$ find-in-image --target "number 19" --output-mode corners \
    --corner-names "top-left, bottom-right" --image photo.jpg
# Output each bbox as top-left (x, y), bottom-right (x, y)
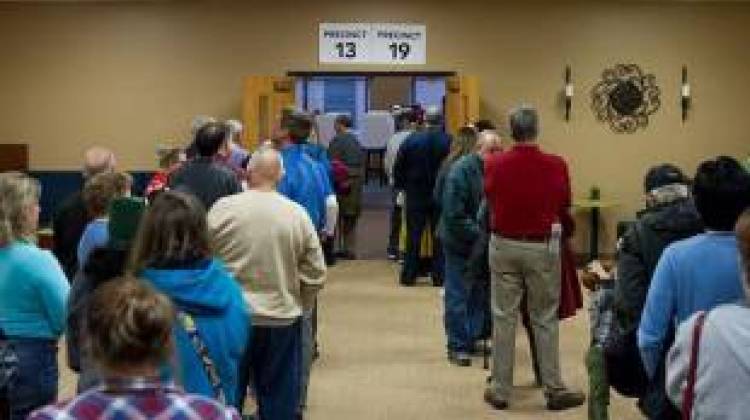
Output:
top-left (389, 42), bottom-right (411, 60)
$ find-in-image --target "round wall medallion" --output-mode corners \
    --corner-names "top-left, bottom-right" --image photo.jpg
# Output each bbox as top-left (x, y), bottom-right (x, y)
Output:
top-left (591, 64), bottom-right (661, 133)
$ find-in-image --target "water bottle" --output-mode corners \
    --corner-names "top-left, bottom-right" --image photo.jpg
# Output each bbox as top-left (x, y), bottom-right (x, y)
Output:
top-left (549, 223), bottom-right (562, 255)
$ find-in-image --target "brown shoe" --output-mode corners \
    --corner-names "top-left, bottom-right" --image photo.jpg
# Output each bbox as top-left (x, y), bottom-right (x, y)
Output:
top-left (483, 389), bottom-right (509, 410)
top-left (546, 389), bottom-right (586, 411)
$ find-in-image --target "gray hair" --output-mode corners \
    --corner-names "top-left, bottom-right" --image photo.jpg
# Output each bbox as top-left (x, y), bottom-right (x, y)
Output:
top-left (509, 105), bottom-right (539, 142)
top-left (0, 172), bottom-right (40, 245)
top-left (190, 115), bottom-right (216, 135)
top-left (83, 146), bottom-right (116, 179)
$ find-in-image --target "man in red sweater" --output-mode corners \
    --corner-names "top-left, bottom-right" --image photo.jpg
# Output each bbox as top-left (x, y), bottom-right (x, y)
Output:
top-left (483, 106), bottom-right (585, 411)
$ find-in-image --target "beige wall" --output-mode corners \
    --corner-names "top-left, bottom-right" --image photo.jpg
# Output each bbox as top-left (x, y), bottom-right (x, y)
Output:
top-left (2, 0), bottom-right (750, 252)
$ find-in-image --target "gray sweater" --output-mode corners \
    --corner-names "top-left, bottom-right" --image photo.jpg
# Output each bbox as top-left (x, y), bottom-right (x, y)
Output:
top-left (667, 301), bottom-right (750, 419)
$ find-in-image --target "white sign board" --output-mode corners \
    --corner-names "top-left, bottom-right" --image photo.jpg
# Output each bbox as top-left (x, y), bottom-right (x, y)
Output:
top-left (319, 23), bottom-right (426, 65)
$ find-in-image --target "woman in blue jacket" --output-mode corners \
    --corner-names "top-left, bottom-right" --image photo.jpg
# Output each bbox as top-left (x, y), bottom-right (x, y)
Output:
top-left (0, 172), bottom-right (70, 420)
top-left (129, 191), bottom-right (251, 409)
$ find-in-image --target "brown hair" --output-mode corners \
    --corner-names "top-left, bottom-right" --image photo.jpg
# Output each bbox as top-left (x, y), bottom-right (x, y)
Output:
top-left (442, 126), bottom-right (478, 169)
top-left (129, 190), bottom-right (211, 272)
top-left (83, 171), bottom-right (132, 217)
top-left (86, 276), bottom-right (174, 370)
top-left (736, 208), bottom-right (750, 280)
top-left (157, 146), bottom-right (183, 170)
top-left (0, 172), bottom-right (40, 245)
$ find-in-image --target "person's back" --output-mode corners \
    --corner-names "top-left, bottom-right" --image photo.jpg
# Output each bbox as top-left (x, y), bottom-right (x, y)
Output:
top-left (666, 303), bottom-right (750, 420)
top-left (329, 131), bottom-right (364, 172)
top-left (278, 144), bottom-right (326, 229)
top-left (615, 166), bottom-right (705, 335)
top-left (666, 209), bottom-right (750, 420)
top-left (129, 191), bottom-right (250, 409)
top-left (169, 122), bottom-right (242, 210)
top-left (209, 189), bottom-right (325, 323)
top-left (485, 144), bottom-right (569, 236)
top-left (208, 148), bottom-right (326, 420)
top-left (140, 259), bottom-right (249, 406)
top-left (30, 278), bottom-right (240, 420)
top-left (639, 156), bottom-right (750, 379)
top-left (170, 157), bottom-right (241, 209)
top-left (396, 128), bottom-right (450, 208)
top-left (52, 146), bottom-right (116, 279)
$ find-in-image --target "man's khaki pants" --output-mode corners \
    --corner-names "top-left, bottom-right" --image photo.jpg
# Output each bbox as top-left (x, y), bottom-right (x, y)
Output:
top-left (488, 235), bottom-right (566, 401)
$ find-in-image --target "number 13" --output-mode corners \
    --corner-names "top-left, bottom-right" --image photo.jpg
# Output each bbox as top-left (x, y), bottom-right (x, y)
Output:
top-left (335, 42), bottom-right (356, 59)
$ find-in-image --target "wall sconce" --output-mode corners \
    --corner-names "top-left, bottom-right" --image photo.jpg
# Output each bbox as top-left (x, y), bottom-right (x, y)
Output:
top-left (564, 66), bottom-right (574, 121)
top-left (681, 66), bottom-right (691, 122)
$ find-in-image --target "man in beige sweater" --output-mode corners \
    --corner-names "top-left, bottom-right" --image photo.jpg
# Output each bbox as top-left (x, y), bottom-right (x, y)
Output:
top-left (208, 147), bottom-right (326, 420)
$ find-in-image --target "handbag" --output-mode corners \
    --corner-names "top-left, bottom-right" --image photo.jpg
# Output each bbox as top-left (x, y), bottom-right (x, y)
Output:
top-left (0, 328), bottom-right (19, 395)
top-left (682, 311), bottom-right (707, 420)
top-left (177, 312), bottom-right (226, 404)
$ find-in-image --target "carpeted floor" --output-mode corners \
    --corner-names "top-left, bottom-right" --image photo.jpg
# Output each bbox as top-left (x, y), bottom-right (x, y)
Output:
top-left (56, 184), bottom-right (646, 419)
top-left (303, 260), bottom-right (644, 420)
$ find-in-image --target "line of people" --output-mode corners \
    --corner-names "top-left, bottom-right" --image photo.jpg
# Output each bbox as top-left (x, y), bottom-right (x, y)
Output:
top-left (0, 111), bottom-right (351, 420)
top-left (383, 105), bottom-right (586, 411)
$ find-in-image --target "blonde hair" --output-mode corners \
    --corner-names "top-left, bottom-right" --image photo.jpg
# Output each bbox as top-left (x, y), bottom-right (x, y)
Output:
top-left (83, 171), bottom-right (132, 217)
top-left (442, 126), bottom-right (478, 169)
top-left (0, 172), bottom-right (40, 245)
top-left (86, 276), bottom-right (174, 371)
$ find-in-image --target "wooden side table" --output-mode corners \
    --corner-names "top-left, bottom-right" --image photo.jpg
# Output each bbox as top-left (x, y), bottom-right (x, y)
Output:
top-left (573, 199), bottom-right (618, 261)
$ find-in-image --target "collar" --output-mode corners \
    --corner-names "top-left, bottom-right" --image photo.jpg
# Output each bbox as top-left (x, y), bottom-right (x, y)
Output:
top-left (704, 230), bottom-right (736, 237)
top-left (98, 376), bottom-right (178, 394)
top-left (511, 142), bottom-right (540, 151)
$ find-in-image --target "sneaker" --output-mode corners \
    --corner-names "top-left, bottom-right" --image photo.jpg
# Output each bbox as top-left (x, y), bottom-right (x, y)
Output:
top-left (447, 351), bottom-right (472, 367)
top-left (546, 389), bottom-right (586, 411)
top-left (483, 389), bottom-right (509, 410)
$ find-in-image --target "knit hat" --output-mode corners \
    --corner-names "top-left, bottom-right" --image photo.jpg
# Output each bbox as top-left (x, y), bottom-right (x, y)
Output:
top-left (107, 197), bottom-right (146, 250)
top-left (644, 164), bottom-right (688, 193)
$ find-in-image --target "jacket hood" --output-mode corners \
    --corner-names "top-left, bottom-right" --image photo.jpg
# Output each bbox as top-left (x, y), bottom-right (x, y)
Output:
top-left (141, 259), bottom-right (235, 316)
top-left (639, 198), bottom-right (703, 235)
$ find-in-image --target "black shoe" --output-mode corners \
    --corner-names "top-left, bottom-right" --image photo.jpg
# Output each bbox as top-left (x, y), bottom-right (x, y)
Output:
top-left (335, 251), bottom-right (356, 260)
top-left (546, 389), bottom-right (586, 411)
top-left (447, 351), bottom-right (471, 367)
top-left (483, 389), bottom-right (509, 410)
top-left (400, 278), bottom-right (416, 287)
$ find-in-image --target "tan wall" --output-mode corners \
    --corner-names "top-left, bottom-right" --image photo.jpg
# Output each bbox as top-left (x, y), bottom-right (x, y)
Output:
top-left (1, 0), bottom-right (750, 252)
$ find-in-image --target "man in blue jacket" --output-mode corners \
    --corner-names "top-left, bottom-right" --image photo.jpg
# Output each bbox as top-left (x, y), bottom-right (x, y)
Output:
top-left (638, 156), bottom-right (750, 386)
top-left (394, 108), bottom-right (451, 286)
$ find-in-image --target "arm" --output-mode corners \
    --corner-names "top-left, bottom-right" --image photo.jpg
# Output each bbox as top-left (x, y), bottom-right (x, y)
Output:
top-left (666, 312), bottom-right (700, 409)
top-left (614, 225), bottom-right (650, 334)
top-left (637, 248), bottom-right (677, 378)
top-left (393, 142), bottom-right (408, 190)
top-left (442, 170), bottom-right (480, 247)
top-left (323, 194), bottom-right (339, 237)
top-left (36, 251), bottom-right (71, 337)
top-left (298, 214), bottom-right (327, 311)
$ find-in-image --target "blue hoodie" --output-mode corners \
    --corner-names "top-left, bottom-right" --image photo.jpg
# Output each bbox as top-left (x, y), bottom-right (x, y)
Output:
top-left (141, 258), bottom-right (251, 408)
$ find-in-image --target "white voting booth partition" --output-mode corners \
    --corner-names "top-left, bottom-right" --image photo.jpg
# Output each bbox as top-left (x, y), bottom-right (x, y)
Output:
top-left (314, 112), bottom-right (345, 148)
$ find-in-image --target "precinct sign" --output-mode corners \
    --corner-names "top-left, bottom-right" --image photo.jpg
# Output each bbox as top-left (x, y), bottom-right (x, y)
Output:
top-left (319, 23), bottom-right (426, 65)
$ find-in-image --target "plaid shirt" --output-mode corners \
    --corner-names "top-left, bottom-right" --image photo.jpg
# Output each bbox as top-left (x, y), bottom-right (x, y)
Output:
top-left (28, 377), bottom-right (240, 420)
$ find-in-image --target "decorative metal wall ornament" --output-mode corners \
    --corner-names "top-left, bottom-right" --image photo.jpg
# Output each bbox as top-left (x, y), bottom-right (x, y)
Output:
top-left (591, 64), bottom-right (661, 133)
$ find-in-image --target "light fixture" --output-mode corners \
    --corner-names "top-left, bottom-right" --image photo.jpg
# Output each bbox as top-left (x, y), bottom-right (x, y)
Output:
top-left (564, 66), bottom-right (574, 121)
top-left (681, 66), bottom-right (691, 122)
